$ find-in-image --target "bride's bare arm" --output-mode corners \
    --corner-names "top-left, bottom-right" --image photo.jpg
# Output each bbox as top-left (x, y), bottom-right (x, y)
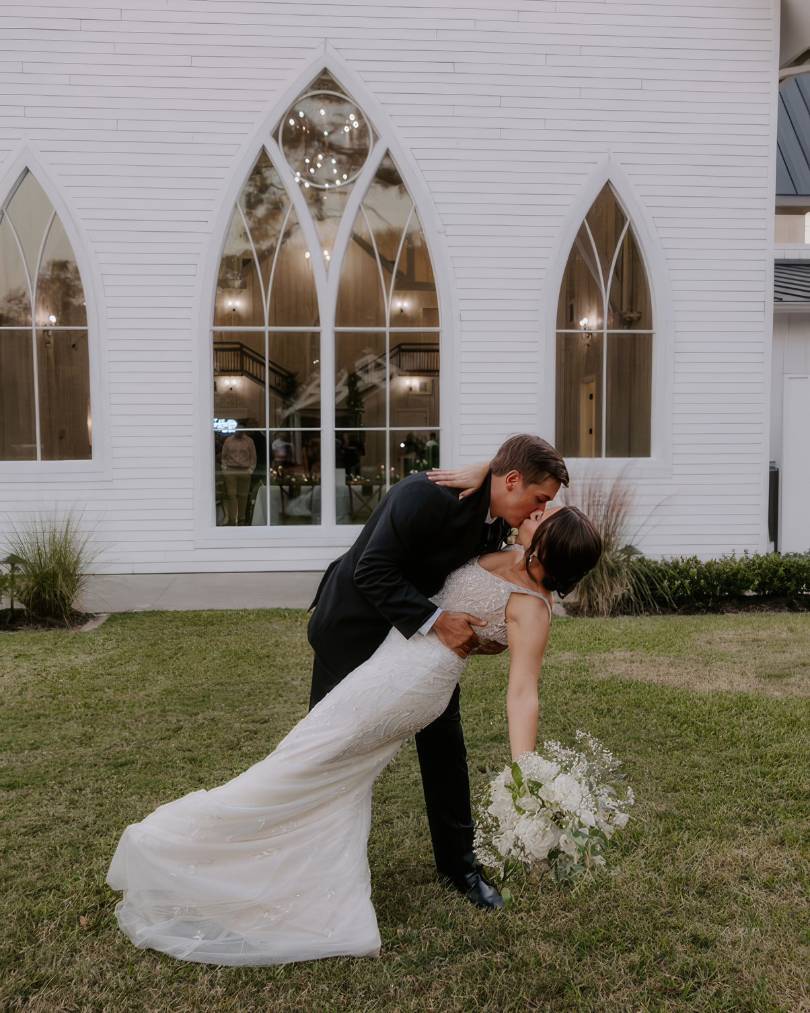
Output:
top-left (504, 593), bottom-right (551, 760)
top-left (426, 460), bottom-right (490, 500)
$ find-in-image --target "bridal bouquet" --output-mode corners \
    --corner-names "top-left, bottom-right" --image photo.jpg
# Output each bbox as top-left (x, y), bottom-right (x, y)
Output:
top-left (474, 731), bottom-right (635, 893)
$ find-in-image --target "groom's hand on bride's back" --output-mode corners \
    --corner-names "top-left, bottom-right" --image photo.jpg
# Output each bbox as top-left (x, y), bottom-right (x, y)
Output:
top-left (433, 611), bottom-right (487, 658)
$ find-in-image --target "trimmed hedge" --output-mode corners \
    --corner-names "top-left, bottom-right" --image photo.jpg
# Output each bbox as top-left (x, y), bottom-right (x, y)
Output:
top-left (619, 552), bottom-right (810, 614)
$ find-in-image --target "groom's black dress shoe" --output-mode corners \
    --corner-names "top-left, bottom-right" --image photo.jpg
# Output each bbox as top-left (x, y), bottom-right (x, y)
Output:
top-left (439, 868), bottom-right (505, 910)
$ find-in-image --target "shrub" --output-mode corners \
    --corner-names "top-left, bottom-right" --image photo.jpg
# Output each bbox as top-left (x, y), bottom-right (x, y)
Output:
top-left (5, 513), bottom-right (95, 626)
top-left (748, 552), bottom-right (810, 599)
top-left (621, 552), bottom-right (810, 614)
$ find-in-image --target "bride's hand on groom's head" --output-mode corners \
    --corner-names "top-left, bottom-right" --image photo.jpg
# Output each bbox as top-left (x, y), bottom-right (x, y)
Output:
top-left (426, 461), bottom-right (490, 499)
top-left (433, 611), bottom-right (487, 658)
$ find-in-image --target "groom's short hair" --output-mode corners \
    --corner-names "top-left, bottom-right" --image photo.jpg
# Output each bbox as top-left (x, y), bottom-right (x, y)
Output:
top-left (491, 434), bottom-right (569, 488)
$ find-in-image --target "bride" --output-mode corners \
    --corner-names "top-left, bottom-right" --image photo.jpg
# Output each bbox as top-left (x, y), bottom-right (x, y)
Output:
top-left (107, 503), bottom-right (601, 966)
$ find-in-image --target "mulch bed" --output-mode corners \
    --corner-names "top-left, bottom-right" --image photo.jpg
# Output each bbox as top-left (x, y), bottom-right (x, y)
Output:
top-left (712, 595), bottom-right (810, 613)
top-left (565, 595), bottom-right (810, 617)
top-left (0, 608), bottom-right (98, 632)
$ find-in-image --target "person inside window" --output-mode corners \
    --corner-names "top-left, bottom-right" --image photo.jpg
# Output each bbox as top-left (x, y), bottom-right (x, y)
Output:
top-left (221, 430), bottom-right (257, 525)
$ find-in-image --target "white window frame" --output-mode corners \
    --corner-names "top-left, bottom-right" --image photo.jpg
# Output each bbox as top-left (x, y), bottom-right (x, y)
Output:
top-left (193, 50), bottom-right (456, 547)
top-left (0, 143), bottom-right (109, 478)
top-left (542, 158), bottom-right (673, 482)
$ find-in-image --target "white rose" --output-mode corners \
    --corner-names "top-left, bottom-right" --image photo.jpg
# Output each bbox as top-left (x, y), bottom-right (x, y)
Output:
top-left (516, 816), bottom-right (559, 861)
top-left (494, 829), bottom-right (516, 856)
top-left (550, 773), bottom-right (584, 813)
top-left (558, 832), bottom-right (579, 858)
top-left (517, 794), bottom-right (543, 814)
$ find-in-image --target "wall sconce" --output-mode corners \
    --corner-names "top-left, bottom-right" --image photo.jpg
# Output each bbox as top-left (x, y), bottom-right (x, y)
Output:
top-left (225, 296), bottom-right (240, 316)
top-left (620, 308), bottom-right (642, 327)
top-left (579, 316), bottom-right (594, 346)
top-left (47, 313), bottom-right (57, 325)
top-left (395, 298), bottom-right (409, 314)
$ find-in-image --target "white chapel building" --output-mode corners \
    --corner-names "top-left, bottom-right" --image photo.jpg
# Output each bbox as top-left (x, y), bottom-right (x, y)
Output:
top-left (0, 0), bottom-right (808, 579)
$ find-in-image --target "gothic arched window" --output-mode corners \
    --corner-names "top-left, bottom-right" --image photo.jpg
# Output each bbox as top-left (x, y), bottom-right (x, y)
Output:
top-left (0, 170), bottom-right (91, 460)
top-left (555, 184), bottom-right (652, 458)
top-left (212, 71), bottom-right (440, 527)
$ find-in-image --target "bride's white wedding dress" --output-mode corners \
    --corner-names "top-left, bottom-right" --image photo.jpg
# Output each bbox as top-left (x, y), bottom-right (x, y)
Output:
top-left (107, 547), bottom-right (552, 966)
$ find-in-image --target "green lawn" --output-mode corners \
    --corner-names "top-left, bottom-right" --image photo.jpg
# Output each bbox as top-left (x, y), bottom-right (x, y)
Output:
top-left (2, 611), bottom-right (808, 1012)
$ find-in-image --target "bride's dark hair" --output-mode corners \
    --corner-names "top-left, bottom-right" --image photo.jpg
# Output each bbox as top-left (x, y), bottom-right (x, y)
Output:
top-left (523, 506), bottom-right (602, 597)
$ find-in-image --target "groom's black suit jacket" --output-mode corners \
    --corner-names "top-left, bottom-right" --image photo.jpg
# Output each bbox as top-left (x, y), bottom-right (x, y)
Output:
top-left (307, 471), bottom-right (508, 687)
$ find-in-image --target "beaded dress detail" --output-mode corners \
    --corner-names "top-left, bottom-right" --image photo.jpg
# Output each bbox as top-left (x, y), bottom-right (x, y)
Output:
top-left (107, 549), bottom-right (551, 967)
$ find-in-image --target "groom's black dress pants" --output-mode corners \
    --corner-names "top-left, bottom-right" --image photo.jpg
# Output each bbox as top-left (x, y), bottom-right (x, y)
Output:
top-left (309, 654), bottom-right (476, 880)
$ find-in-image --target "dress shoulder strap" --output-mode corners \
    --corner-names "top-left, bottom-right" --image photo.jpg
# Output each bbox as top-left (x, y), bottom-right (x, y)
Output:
top-left (502, 545), bottom-right (553, 616)
top-left (507, 583), bottom-right (553, 616)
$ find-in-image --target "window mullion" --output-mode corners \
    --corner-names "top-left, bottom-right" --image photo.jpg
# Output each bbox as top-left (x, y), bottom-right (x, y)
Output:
top-left (601, 326), bottom-right (608, 458)
top-left (30, 321), bottom-right (41, 462)
top-left (320, 317), bottom-right (336, 526)
top-left (385, 322), bottom-right (390, 494)
top-left (264, 322), bottom-right (271, 527)
top-left (31, 211), bottom-right (58, 462)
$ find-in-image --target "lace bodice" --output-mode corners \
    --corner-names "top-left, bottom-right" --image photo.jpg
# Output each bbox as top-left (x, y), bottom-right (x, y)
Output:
top-left (431, 548), bottom-right (553, 645)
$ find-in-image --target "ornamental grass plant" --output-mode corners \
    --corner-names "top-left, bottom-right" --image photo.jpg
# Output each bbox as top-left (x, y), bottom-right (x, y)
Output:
top-left (4, 512), bottom-right (95, 626)
top-left (558, 477), bottom-right (662, 617)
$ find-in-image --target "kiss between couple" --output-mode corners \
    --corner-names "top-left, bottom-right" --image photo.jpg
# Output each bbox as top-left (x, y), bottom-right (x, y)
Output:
top-left (107, 434), bottom-right (602, 966)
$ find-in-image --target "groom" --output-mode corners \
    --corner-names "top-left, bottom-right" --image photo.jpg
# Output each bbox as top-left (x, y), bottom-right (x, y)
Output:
top-left (307, 434), bottom-right (569, 908)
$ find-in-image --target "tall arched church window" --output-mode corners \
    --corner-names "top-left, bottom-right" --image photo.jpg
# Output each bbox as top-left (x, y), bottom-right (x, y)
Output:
top-left (0, 170), bottom-right (91, 460)
top-left (212, 70), bottom-right (440, 527)
top-left (555, 184), bottom-right (652, 458)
